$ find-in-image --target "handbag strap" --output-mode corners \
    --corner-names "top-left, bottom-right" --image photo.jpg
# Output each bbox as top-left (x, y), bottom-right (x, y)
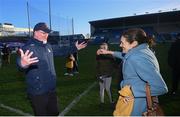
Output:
top-left (145, 83), bottom-right (153, 109)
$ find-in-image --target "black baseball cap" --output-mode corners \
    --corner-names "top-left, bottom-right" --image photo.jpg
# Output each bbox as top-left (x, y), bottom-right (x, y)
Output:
top-left (33, 22), bottom-right (52, 33)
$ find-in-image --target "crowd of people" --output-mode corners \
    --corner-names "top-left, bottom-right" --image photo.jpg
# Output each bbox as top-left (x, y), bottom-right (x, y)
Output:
top-left (1, 22), bottom-right (179, 116)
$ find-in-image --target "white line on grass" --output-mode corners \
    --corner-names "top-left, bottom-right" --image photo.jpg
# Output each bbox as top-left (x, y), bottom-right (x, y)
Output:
top-left (59, 81), bottom-right (97, 116)
top-left (0, 103), bottom-right (32, 116)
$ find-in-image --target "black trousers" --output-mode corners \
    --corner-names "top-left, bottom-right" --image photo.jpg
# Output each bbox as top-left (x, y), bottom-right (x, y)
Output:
top-left (28, 92), bottom-right (59, 116)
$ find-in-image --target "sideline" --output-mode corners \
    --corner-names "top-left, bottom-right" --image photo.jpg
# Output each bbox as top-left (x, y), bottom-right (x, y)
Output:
top-left (59, 81), bottom-right (97, 116)
top-left (0, 103), bottom-right (31, 116)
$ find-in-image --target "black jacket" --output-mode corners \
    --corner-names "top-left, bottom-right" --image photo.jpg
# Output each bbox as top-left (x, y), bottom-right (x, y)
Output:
top-left (96, 54), bottom-right (115, 77)
top-left (17, 38), bottom-right (77, 95)
top-left (168, 39), bottom-right (180, 70)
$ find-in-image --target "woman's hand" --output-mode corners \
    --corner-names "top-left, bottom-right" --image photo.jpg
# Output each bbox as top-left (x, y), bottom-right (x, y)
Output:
top-left (96, 49), bottom-right (114, 55)
top-left (123, 96), bottom-right (134, 104)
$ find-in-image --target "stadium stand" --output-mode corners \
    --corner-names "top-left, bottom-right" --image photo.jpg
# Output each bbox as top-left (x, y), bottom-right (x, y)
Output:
top-left (89, 10), bottom-right (180, 44)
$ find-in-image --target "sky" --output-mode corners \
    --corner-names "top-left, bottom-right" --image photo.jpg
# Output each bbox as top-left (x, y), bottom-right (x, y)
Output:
top-left (0, 0), bottom-right (180, 36)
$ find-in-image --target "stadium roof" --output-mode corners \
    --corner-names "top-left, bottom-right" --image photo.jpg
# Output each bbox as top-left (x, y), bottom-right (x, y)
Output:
top-left (89, 10), bottom-right (180, 28)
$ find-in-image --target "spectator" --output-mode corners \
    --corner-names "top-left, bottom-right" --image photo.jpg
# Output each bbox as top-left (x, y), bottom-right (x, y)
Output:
top-left (16, 22), bottom-right (87, 116)
top-left (2, 43), bottom-right (11, 65)
top-left (96, 43), bottom-right (115, 106)
top-left (73, 52), bottom-right (79, 74)
top-left (64, 54), bottom-right (75, 76)
top-left (0, 49), bottom-right (2, 68)
top-left (97, 28), bottom-right (168, 116)
top-left (168, 33), bottom-right (180, 95)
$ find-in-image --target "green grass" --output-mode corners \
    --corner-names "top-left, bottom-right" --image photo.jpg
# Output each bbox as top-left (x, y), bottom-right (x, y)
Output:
top-left (0, 43), bottom-right (180, 115)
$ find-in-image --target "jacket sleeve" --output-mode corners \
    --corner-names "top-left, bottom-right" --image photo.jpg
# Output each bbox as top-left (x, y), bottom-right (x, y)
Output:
top-left (113, 51), bottom-right (124, 59)
top-left (130, 56), bottom-right (168, 97)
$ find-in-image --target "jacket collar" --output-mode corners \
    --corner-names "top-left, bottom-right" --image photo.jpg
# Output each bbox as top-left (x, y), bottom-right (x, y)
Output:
top-left (31, 37), bottom-right (47, 46)
top-left (124, 43), bottom-right (149, 59)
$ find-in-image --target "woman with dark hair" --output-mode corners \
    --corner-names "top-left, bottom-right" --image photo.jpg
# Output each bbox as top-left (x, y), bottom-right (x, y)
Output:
top-left (97, 28), bottom-right (168, 116)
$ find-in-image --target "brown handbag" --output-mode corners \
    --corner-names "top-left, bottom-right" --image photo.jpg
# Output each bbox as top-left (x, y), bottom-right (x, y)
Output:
top-left (142, 83), bottom-right (164, 116)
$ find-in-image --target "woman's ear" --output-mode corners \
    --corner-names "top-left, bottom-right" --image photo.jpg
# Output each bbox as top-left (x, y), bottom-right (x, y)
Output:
top-left (132, 41), bottom-right (138, 48)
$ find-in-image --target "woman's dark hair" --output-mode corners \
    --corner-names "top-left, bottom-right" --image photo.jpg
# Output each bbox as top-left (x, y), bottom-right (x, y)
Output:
top-left (122, 28), bottom-right (155, 47)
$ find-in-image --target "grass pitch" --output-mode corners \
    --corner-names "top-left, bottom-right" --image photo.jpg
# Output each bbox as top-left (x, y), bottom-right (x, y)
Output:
top-left (0, 43), bottom-right (179, 115)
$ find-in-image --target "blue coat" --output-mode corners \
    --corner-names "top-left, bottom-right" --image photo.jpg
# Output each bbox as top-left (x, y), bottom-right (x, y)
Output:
top-left (17, 38), bottom-right (77, 95)
top-left (113, 44), bottom-right (168, 116)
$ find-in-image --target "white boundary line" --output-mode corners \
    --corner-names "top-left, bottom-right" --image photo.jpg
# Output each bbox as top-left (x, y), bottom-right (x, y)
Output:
top-left (0, 82), bottom-right (97, 116)
top-left (59, 81), bottom-right (97, 116)
top-left (0, 103), bottom-right (32, 116)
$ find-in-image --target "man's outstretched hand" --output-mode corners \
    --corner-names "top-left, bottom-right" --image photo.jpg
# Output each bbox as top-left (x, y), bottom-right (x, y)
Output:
top-left (19, 49), bottom-right (39, 67)
top-left (75, 41), bottom-right (87, 50)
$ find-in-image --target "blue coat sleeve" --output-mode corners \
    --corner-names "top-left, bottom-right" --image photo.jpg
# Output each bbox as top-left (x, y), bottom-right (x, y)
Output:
top-left (130, 55), bottom-right (168, 97)
top-left (113, 51), bottom-right (124, 59)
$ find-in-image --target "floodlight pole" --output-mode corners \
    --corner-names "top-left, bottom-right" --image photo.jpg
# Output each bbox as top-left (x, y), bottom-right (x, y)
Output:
top-left (49, 0), bottom-right (52, 30)
top-left (26, 1), bottom-right (31, 37)
top-left (72, 18), bottom-right (74, 35)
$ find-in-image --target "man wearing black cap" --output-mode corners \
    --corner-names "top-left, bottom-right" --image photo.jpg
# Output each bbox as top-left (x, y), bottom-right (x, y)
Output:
top-left (17, 22), bottom-right (87, 115)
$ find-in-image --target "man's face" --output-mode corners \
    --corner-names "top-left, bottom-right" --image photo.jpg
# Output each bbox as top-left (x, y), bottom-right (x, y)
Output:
top-left (34, 30), bottom-right (49, 42)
